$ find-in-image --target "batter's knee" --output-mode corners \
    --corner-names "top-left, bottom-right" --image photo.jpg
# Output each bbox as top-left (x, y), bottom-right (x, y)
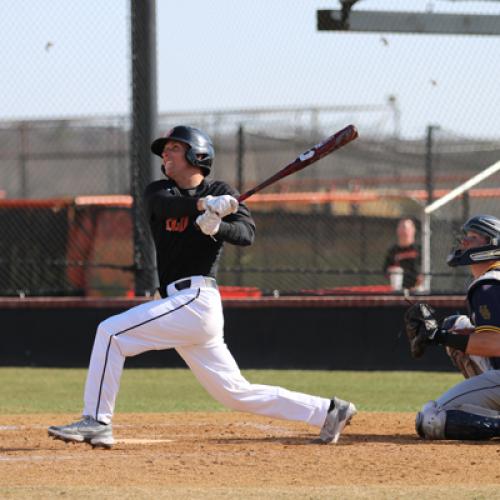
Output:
top-left (218, 394), bottom-right (245, 411)
top-left (415, 400), bottom-right (447, 440)
top-left (212, 386), bottom-right (251, 411)
top-left (96, 320), bottom-right (110, 336)
top-left (94, 319), bottom-right (119, 345)
top-left (204, 378), bottom-right (255, 411)
top-left (95, 317), bottom-right (120, 342)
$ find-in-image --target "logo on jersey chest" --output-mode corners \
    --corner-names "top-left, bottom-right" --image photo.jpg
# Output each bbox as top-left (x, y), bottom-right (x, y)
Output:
top-left (165, 216), bottom-right (188, 232)
top-left (479, 304), bottom-right (491, 320)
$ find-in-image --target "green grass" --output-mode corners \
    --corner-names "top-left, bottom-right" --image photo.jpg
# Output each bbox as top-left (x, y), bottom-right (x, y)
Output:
top-left (0, 368), bottom-right (462, 414)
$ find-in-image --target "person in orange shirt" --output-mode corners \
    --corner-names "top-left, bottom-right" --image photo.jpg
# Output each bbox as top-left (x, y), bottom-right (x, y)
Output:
top-left (383, 217), bottom-right (423, 291)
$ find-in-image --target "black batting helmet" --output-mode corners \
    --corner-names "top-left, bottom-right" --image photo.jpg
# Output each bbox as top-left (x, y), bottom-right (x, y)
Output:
top-left (447, 214), bottom-right (500, 267)
top-left (151, 125), bottom-right (214, 176)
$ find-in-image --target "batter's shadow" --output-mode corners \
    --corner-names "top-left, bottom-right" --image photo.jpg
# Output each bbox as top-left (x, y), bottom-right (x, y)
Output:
top-left (210, 434), bottom-right (500, 446)
top-left (208, 435), bottom-right (359, 446)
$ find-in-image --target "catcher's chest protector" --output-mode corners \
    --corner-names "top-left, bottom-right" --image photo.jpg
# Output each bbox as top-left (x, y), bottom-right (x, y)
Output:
top-left (466, 268), bottom-right (500, 369)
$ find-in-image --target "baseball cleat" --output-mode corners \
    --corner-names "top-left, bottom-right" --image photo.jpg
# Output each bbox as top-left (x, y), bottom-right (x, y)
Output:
top-left (319, 397), bottom-right (357, 444)
top-left (48, 416), bottom-right (114, 449)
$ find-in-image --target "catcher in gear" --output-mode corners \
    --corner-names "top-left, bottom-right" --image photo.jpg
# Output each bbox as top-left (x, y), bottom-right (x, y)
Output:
top-left (404, 214), bottom-right (500, 440)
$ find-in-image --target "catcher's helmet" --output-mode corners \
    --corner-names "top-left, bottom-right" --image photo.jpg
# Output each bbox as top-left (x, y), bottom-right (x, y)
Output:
top-left (151, 125), bottom-right (214, 176)
top-left (447, 214), bottom-right (500, 267)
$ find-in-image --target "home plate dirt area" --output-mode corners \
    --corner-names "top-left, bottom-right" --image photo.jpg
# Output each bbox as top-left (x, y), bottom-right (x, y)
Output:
top-left (1, 412), bottom-right (499, 499)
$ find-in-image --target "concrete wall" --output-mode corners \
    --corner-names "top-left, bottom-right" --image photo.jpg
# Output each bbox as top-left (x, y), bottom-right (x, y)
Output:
top-left (0, 296), bottom-right (466, 370)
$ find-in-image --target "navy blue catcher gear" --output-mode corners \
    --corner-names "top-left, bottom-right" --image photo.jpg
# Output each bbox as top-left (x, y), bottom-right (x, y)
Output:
top-left (444, 409), bottom-right (500, 440)
top-left (151, 126), bottom-right (214, 176)
top-left (415, 402), bottom-right (500, 440)
top-left (447, 214), bottom-right (500, 267)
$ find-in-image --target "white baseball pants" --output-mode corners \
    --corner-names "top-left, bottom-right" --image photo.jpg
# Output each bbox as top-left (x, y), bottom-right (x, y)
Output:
top-left (83, 276), bottom-right (330, 426)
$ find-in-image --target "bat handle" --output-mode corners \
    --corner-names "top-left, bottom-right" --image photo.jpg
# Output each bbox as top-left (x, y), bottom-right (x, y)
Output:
top-left (403, 289), bottom-right (414, 305)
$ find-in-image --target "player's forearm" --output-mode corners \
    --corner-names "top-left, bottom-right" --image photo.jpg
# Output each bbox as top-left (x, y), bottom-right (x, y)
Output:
top-left (466, 329), bottom-right (500, 357)
top-left (216, 220), bottom-right (255, 246)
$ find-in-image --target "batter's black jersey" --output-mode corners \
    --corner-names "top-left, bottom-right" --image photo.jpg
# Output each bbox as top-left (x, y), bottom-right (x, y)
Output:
top-left (144, 178), bottom-right (255, 296)
top-left (467, 266), bottom-right (500, 369)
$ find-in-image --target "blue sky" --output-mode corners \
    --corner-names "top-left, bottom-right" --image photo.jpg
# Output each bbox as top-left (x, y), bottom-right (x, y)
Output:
top-left (1, 0), bottom-right (500, 138)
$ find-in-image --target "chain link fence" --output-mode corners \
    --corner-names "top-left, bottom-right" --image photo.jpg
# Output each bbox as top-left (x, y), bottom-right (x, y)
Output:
top-left (424, 164), bottom-right (500, 294)
top-left (1, 114), bottom-right (500, 296)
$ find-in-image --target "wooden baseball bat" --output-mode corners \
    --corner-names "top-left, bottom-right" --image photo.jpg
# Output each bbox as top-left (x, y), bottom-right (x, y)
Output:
top-left (237, 124), bottom-right (358, 202)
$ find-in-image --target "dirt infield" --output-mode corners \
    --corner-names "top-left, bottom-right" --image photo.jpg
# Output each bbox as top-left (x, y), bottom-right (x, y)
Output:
top-left (1, 412), bottom-right (499, 499)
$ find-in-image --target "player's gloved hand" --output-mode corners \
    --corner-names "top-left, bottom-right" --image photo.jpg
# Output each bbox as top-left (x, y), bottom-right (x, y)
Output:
top-left (404, 303), bottom-right (443, 359)
top-left (196, 210), bottom-right (221, 236)
top-left (200, 195), bottom-right (238, 218)
top-left (441, 314), bottom-right (473, 333)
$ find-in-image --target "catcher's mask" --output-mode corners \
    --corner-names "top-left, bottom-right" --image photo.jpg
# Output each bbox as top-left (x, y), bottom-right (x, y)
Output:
top-left (447, 214), bottom-right (500, 267)
top-left (151, 125), bottom-right (214, 176)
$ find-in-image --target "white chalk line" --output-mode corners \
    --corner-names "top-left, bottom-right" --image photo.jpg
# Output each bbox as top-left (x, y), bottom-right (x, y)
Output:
top-left (1, 421), bottom-right (292, 435)
top-left (0, 439), bottom-right (174, 462)
top-left (0, 454), bottom-right (78, 462)
top-left (116, 438), bottom-right (174, 444)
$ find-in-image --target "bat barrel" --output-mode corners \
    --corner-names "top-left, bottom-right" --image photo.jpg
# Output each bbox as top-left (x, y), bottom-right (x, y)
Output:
top-left (238, 124), bottom-right (358, 202)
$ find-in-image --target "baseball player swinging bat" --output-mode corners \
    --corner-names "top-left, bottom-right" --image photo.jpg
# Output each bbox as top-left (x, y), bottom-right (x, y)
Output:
top-left (237, 124), bottom-right (358, 202)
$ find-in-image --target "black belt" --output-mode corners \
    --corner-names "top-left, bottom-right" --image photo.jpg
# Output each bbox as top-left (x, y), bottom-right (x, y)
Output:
top-left (174, 277), bottom-right (218, 292)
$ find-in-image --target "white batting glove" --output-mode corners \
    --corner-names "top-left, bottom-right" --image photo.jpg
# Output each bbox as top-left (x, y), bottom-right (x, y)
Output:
top-left (196, 210), bottom-right (221, 236)
top-left (201, 195), bottom-right (238, 218)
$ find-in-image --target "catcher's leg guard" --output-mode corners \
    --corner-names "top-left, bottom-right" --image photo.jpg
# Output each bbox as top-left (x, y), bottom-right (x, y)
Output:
top-left (416, 400), bottom-right (500, 440)
top-left (415, 400), bottom-right (446, 439)
top-left (444, 409), bottom-right (500, 440)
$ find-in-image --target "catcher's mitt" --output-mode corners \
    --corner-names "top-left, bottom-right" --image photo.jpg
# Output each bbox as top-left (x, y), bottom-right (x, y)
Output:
top-left (404, 303), bottom-right (439, 359)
